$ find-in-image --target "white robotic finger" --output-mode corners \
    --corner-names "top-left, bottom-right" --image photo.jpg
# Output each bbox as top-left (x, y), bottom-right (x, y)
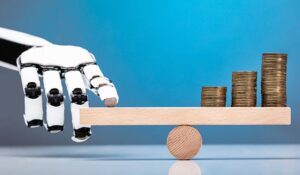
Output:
top-left (42, 70), bottom-right (64, 133)
top-left (82, 64), bottom-right (119, 107)
top-left (19, 67), bottom-right (43, 128)
top-left (65, 70), bottom-right (91, 142)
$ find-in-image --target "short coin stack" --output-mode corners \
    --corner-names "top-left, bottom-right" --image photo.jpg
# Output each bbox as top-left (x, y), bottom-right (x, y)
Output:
top-left (201, 86), bottom-right (227, 107)
top-left (231, 71), bottom-right (257, 107)
top-left (262, 53), bottom-right (287, 107)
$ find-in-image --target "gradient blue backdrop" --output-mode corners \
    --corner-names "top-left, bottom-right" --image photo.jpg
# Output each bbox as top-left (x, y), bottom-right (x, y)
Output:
top-left (0, 0), bottom-right (299, 145)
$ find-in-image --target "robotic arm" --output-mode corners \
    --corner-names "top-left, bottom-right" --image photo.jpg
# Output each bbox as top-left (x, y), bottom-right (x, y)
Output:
top-left (0, 27), bottom-right (119, 142)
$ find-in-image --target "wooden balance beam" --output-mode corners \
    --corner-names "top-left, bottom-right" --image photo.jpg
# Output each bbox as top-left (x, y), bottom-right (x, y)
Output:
top-left (80, 107), bottom-right (291, 126)
top-left (80, 107), bottom-right (291, 160)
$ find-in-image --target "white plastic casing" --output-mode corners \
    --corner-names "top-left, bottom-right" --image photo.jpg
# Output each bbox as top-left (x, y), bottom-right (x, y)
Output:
top-left (20, 45), bottom-right (95, 68)
top-left (19, 67), bottom-right (43, 123)
top-left (43, 70), bottom-right (64, 127)
top-left (65, 71), bottom-right (90, 129)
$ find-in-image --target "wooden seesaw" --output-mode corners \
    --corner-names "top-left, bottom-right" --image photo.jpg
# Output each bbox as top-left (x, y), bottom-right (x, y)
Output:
top-left (80, 107), bottom-right (291, 160)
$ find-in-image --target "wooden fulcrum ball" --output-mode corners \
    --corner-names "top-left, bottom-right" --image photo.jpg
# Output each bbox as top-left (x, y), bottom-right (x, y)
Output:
top-left (167, 125), bottom-right (202, 160)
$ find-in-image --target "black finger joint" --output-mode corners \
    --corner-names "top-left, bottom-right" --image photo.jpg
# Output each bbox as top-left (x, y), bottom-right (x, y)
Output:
top-left (27, 119), bottom-right (43, 128)
top-left (74, 127), bottom-right (91, 139)
top-left (25, 82), bottom-right (41, 99)
top-left (47, 88), bottom-right (64, 106)
top-left (71, 88), bottom-right (88, 105)
top-left (48, 125), bottom-right (64, 132)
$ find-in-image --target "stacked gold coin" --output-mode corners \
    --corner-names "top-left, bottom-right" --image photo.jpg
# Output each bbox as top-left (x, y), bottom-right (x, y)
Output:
top-left (231, 71), bottom-right (257, 107)
top-left (201, 86), bottom-right (227, 107)
top-left (262, 53), bottom-right (287, 107)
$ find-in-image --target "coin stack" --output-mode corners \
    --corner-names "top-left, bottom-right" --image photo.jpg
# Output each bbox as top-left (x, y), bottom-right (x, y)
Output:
top-left (262, 53), bottom-right (287, 107)
top-left (231, 71), bottom-right (257, 107)
top-left (201, 86), bottom-right (227, 107)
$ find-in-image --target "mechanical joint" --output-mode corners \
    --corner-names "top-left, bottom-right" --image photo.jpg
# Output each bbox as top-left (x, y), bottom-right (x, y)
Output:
top-left (71, 88), bottom-right (88, 105)
top-left (25, 82), bottom-right (41, 99)
top-left (47, 88), bottom-right (64, 106)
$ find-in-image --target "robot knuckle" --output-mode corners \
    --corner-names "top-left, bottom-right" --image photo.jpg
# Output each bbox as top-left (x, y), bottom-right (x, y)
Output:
top-left (25, 82), bottom-right (41, 99)
top-left (47, 125), bottom-right (64, 133)
top-left (47, 88), bottom-right (64, 106)
top-left (27, 119), bottom-right (43, 128)
top-left (74, 127), bottom-right (91, 139)
top-left (71, 88), bottom-right (88, 105)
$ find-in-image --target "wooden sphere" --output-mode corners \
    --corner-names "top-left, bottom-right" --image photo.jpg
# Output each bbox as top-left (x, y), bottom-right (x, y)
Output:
top-left (167, 126), bottom-right (202, 160)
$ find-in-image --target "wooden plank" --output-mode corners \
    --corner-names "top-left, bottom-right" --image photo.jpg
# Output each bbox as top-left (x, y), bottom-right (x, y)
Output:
top-left (80, 107), bottom-right (291, 126)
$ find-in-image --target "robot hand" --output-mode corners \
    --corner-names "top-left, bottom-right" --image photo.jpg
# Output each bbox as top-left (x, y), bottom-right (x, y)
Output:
top-left (0, 27), bottom-right (119, 142)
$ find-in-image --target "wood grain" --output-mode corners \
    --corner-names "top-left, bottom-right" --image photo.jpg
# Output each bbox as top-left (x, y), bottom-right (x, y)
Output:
top-left (167, 126), bottom-right (202, 160)
top-left (80, 107), bottom-right (291, 126)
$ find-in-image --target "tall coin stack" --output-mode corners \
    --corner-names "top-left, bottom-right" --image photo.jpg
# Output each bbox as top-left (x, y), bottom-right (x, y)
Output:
top-left (201, 86), bottom-right (227, 107)
top-left (262, 53), bottom-right (287, 107)
top-left (231, 71), bottom-right (257, 107)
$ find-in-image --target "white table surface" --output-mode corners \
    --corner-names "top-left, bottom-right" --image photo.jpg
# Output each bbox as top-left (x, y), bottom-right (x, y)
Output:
top-left (0, 145), bottom-right (299, 175)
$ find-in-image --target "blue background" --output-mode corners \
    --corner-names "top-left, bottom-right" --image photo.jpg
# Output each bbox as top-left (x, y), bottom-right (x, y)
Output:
top-left (0, 0), bottom-right (299, 145)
